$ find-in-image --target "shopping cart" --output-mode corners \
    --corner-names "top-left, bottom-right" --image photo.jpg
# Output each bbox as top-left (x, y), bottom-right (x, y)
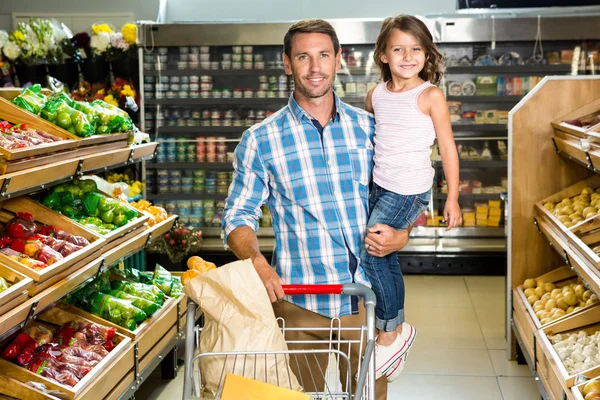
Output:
top-left (182, 283), bottom-right (377, 400)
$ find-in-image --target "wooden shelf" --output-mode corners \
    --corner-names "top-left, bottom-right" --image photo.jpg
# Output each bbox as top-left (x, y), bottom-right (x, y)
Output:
top-left (147, 162), bottom-right (232, 170)
top-left (0, 142), bottom-right (157, 201)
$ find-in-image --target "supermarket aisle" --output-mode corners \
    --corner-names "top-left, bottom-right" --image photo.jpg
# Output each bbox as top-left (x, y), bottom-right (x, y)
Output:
top-left (142, 276), bottom-right (539, 400)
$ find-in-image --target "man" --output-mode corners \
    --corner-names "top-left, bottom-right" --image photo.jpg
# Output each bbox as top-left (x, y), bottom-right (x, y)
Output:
top-left (222, 19), bottom-right (410, 400)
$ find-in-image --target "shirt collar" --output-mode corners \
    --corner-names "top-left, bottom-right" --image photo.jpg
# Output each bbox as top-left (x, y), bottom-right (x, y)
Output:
top-left (288, 90), bottom-right (341, 125)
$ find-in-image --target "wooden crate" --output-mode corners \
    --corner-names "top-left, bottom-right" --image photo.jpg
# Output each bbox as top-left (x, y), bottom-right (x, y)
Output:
top-left (0, 373), bottom-right (60, 400)
top-left (0, 89), bottom-right (131, 148)
top-left (571, 376), bottom-right (600, 399)
top-left (0, 198), bottom-right (105, 283)
top-left (0, 306), bottom-right (135, 400)
top-left (535, 306), bottom-right (600, 398)
top-left (0, 263), bottom-right (32, 315)
top-left (552, 97), bottom-right (600, 139)
top-left (553, 136), bottom-right (600, 170)
top-left (512, 266), bottom-right (598, 363)
top-left (61, 294), bottom-right (179, 360)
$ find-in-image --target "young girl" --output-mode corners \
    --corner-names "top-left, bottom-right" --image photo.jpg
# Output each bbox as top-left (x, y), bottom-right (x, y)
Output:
top-left (361, 15), bottom-right (461, 382)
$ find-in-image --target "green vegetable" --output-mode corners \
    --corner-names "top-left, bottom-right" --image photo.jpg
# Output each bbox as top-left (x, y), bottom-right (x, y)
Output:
top-left (100, 209), bottom-right (114, 224)
top-left (152, 264), bottom-right (177, 296)
top-left (98, 197), bottom-right (110, 212)
top-left (77, 179), bottom-right (97, 195)
top-left (112, 203), bottom-right (126, 216)
top-left (71, 199), bottom-right (84, 216)
top-left (101, 223), bottom-right (116, 230)
top-left (113, 214), bottom-right (127, 227)
top-left (109, 290), bottom-right (161, 317)
top-left (112, 281), bottom-right (164, 303)
top-left (61, 205), bottom-right (75, 218)
top-left (0, 277), bottom-right (10, 293)
top-left (51, 185), bottom-right (66, 194)
top-left (42, 192), bottom-right (61, 210)
top-left (82, 192), bottom-right (102, 215)
top-left (125, 208), bottom-right (138, 221)
top-left (11, 84), bottom-right (47, 114)
top-left (89, 292), bottom-right (147, 328)
top-left (58, 191), bottom-right (74, 207)
top-left (91, 100), bottom-right (134, 133)
top-left (41, 94), bottom-right (96, 137)
top-left (63, 184), bottom-right (81, 199)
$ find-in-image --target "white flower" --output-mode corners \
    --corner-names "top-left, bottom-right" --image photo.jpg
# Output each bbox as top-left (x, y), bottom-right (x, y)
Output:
top-left (2, 41), bottom-right (20, 60)
top-left (110, 33), bottom-right (130, 51)
top-left (0, 31), bottom-right (8, 49)
top-left (91, 32), bottom-right (110, 53)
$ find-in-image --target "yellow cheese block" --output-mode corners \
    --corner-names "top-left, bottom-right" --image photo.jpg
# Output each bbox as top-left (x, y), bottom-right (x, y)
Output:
top-left (476, 220), bottom-right (488, 226)
top-left (476, 205), bottom-right (489, 214)
top-left (487, 220), bottom-right (501, 227)
top-left (488, 200), bottom-right (501, 208)
top-left (221, 374), bottom-right (311, 400)
top-left (464, 221), bottom-right (476, 227)
top-left (463, 212), bottom-right (475, 220)
top-left (476, 213), bottom-right (488, 221)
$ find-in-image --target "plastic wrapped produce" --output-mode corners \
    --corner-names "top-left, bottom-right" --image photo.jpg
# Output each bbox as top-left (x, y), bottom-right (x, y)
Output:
top-left (11, 84), bottom-right (47, 114)
top-left (109, 290), bottom-right (161, 317)
top-left (2, 212), bottom-right (38, 239)
top-left (0, 248), bottom-right (47, 270)
top-left (24, 240), bottom-right (63, 265)
top-left (67, 338), bottom-right (109, 357)
top-left (41, 94), bottom-right (96, 137)
top-left (152, 264), bottom-right (178, 296)
top-left (28, 357), bottom-right (83, 385)
top-left (112, 281), bottom-right (165, 303)
top-left (55, 320), bottom-right (116, 347)
top-left (23, 325), bottom-right (54, 345)
top-left (0, 277), bottom-right (10, 293)
top-left (90, 100), bottom-right (134, 133)
top-left (1, 333), bottom-right (38, 361)
top-left (89, 292), bottom-right (146, 329)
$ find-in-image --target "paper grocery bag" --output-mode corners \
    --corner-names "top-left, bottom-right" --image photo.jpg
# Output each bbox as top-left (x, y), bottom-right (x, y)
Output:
top-left (185, 259), bottom-right (303, 398)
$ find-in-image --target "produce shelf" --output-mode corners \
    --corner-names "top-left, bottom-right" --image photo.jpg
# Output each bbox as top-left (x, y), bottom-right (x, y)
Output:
top-left (146, 162), bottom-right (232, 170)
top-left (157, 126), bottom-right (248, 135)
top-left (446, 65), bottom-right (572, 75)
top-left (147, 193), bottom-right (228, 201)
top-left (446, 95), bottom-right (524, 103)
top-left (143, 68), bottom-right (284, 76)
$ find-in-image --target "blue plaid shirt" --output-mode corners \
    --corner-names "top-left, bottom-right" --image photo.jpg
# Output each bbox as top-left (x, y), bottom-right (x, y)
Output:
top-left (223, 92), bottom-right (374, 318)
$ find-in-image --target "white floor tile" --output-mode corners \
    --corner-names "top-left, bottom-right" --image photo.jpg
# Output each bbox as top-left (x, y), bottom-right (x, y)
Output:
top-left (489, 350), bottom-right (533, 377)
top-left (497, 376), bottom-right (541, 400)
top-left (403, 348), bottom-right (496, 376)
top-left (388, 375), bottom-right (503, 400)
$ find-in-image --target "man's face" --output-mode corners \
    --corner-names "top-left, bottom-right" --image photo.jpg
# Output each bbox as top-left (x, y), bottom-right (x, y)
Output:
top-left (283, 32), bottom-right (341, 100)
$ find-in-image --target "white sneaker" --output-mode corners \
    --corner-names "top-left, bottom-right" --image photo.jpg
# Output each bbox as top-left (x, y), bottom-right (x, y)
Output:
top-left (386, 323), bottom-right (417, 382)
top-left (374, 332), bottom-right (408, 379)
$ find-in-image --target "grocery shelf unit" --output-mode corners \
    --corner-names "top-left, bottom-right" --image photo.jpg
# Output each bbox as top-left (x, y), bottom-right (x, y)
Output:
top-left (138, 16), bottom-right (600, 273)
top-left (0, 94), bottom-right (189, 399)
top-left (509, 76), bottom-right (600, 399)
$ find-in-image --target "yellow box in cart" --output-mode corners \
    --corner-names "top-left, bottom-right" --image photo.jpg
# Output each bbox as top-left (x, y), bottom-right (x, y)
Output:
top-left (220, 373), bottom-right (311, 400)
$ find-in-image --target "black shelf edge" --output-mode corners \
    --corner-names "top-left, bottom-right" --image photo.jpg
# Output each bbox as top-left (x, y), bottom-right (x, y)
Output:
top-left (146, 162), bottom-right (232, 170)
top-left (436, 192), bottom-right (503, 200)
top-left (144, 68), bottom-right (285, 76)
top-left (451, 123), bottom-right (507, 132)
top-left (147, 193), bottom-right (228, 201)
top-left (157, 126), bottom-right (248, 134)
top-left (446, 64), bottom-right (571, 75)
top-left (436, 160), bottom-right (507, 168)
top-left (446, 95), bottom-right (524, 103)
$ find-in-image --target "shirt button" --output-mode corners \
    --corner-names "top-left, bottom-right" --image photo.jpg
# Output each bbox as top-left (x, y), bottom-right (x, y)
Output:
top-left (328, 161), bottom-right (331, 166)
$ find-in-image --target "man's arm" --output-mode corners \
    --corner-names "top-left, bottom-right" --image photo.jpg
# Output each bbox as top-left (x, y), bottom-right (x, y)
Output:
top-left (222, 130), bottom-right (285, 302)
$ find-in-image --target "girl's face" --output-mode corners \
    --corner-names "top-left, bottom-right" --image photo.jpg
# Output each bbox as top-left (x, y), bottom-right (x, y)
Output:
top-left (380, 29), bottom-right (426, 81)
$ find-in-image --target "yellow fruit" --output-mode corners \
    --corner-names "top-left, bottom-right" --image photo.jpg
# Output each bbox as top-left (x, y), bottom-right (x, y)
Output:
top-left (534, 305), bottom-right (545, 313)
top-left (523, 279), bottom-right (536, 289)
top-left (533, 287), bottom-right (544, 298)
top-left (524, 288), bottom-right (536, 297)
top-left (536, 280), bottom-right (546, 288)
top-left (545, 299), bottom-right (557, 311)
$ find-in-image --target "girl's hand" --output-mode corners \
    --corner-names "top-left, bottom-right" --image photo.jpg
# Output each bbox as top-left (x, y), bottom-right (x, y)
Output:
top-left (444, 200), bottom-right (462, 231)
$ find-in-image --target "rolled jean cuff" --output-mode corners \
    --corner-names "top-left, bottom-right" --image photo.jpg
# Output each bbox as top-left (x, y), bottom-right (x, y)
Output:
top-left (376, 315), bottom-right (401, 332)
top-left (397, 309), bottom-right (405, 325)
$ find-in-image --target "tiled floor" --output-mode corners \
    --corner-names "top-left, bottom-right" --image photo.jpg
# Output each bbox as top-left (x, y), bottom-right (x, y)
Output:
top-left (140, 275), bottom-right (541, 399)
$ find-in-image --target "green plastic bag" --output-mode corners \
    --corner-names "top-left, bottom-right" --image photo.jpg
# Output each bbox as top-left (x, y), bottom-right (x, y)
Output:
top-left (91, 100), bottom-right (134, 133)
top-left (112, 281), bottom-right (165, 304)
top-left (111, 265), bottom-right (153, 284)
top-left (41, 93), bottom-right (96, 137)
top-left (109, 290), bottom-right (161, 317)
top-left (89, 292), bottom-right (146, 329)
top-left (11, 84), bottom-right (47, 114)
top-left (152, 264), bottom-right (177, 296)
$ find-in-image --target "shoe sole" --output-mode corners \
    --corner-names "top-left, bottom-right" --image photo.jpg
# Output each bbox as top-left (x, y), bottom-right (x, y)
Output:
top-left (376, 325), bottom-right (417, 376)
top-left (386, 328), bottom-right (417, 382)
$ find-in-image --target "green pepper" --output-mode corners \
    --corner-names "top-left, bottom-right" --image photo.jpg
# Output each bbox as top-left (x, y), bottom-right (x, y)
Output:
top-left (71, 199), bottom-right (84, 216)
top-left (113, 214), bottom-right (127, 227)
top-left (42, 192), bottom-right (61, 210)
top-left (64, 184), bottom-right (81, 199)
top-left (124, 209), bottom-right (138, 221)
top-left (82, 192), bottom-right (102, 215)
top-left (61, 205), bottom-right (75, 218)
top-left (102, 223), bottom-right (116, 231)
top-left (98, 196), bottom-right (111, 212)
top-left (59, 191), bottom-right (74, 206)
top-left (84, 216), bottom-right (103, 226)
top-left (100, 209), bottom-right (114, 224)
top-left (113, 203), bottom-right (126, 216)
top-left (78, 179), bottom-right (98, 194)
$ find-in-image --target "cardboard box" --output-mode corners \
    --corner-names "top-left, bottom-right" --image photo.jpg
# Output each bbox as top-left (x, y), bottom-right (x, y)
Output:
top-left (485, 110), bottom-right (498, 124)
top-left (497, 111), bottom-right (509, 125)
top-left (475, 76), bottom-right (498, 96)
top-left (221, 374), bottom-right (311, 400)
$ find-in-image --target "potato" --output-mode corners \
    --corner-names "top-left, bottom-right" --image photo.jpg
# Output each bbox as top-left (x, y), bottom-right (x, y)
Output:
top-left (567, 306), bottom-right (575, 313)
top-left (545, 299), bottom-right (557, 311)
top-left (554, 309), bottom-right (567, 317)
top-left (524, 288), bottom-right (536, 297)
top-left (574, 306), bottom-right (583, 312)
top-left (534, 287), bottom-right (545, 298)
top-left (564, 221), bottom-right (574, 228)
top-left (572, 218), bottom-right (584, 225)
top-left (527, 295), bottom-right (540, 305)
top-left (584, 206), bottom-right (598, 216)
top-left (575, 284), bottom-right (586, 298)
top-left (575, 203), bottom-right (587, 211)
top-left (583, 380), bottom-right (600, 396)
top-left (561, 198), bottom-right (573, 206)
top-left (570, 212), bottom-right (584, 220)
top-left (540, 317), bottom-right (551, 325)
top-left (562, 206), bottom-right (575, 215)
top-left (535, 310), bottom-right (547, 320)
top-left (557, 298), bottom-right (569, 310)
top-left (559, 215), bottom-right (571, 223)
top-left (588, 298), bottom-right (597, 307)
top-left (544, 202), bottom-right (555, 210)
top-left (564, 292), bottom-right (578, 306)
top-left (523, 279), bottom-right (536, 289)
top-left (542, 293), bottom-right (552, 301)
top-left (533, 304), bottom-right (545, 312)
top-left (551, 288), bottom-right (563, 298)
top-left (583, 187), bottom-right (594, 195)
top-left (584, 290), bottom-right (593, 301)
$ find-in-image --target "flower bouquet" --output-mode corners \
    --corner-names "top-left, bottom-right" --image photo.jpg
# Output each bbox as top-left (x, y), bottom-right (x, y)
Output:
top-left (146, 222), bottom-right (203, 264)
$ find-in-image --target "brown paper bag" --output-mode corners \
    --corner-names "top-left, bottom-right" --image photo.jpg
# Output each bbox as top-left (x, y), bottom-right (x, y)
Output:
top-left (184, 259), bottom-right (303, 398)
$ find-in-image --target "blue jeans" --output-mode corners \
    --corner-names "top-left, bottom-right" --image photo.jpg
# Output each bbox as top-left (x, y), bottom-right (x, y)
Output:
top-left (360, 183), bottom-right (430, 332)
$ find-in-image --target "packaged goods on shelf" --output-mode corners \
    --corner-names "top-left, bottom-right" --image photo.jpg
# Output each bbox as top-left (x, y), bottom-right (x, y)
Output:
top-left (0, 120), bottom-right (64, 149)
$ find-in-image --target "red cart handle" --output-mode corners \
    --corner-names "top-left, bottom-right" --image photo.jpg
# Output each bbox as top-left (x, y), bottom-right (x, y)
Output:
top-left (282, 284), bottom-right (344, 295)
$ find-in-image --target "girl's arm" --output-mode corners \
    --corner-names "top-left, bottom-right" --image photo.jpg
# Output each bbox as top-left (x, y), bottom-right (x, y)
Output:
top-left (422, 86), bottom-right (461, 230)
top-left (364, 87), bottom-right (375, 113)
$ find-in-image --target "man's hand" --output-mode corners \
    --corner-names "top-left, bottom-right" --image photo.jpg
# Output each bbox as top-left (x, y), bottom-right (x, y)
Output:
top-left (253, 254), bottom-right (285, 303)
top-left (364, 223), bottom-right (410, 257)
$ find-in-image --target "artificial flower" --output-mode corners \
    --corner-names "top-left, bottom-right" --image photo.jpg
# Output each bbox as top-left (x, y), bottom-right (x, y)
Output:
top-left (120, 24), bottom-right (137, 45)
top-left (109, 32), bottom-right (129, 51)
top-left (120, 84), bottom-right (136, 97)
top-left (72, 32), bottom-right (90, 49)
top-left (103, 94), bottom-right (118, 106)
top-left (92, 23), bottom-right (113, 35)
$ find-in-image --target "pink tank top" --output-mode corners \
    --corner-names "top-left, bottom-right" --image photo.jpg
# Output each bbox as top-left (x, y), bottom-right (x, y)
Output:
top-left (371, 80), bottom-right (436, 195)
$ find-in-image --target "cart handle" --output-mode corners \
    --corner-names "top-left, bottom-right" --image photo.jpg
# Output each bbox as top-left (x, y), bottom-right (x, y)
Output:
top-left (282, 284), bottom-right (343, 295)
